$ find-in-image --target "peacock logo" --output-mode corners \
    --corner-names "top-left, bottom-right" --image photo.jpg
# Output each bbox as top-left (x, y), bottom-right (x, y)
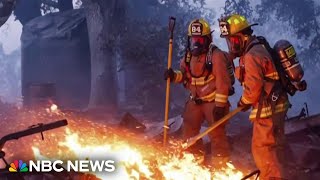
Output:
top-left (9, 160), bottom-right (29, 172)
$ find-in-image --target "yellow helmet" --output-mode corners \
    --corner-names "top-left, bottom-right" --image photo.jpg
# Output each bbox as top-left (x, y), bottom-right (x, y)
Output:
top-left (188, 18), bottom-right (212, 36)
top-left (219, 14), bottom-right (258, 37)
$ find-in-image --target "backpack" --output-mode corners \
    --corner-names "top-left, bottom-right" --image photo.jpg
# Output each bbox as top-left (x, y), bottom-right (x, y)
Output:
top-left (247, 36), bottom-right (307, 96)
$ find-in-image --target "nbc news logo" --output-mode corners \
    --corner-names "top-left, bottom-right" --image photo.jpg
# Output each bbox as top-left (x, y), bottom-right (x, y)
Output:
top-left (8, 160), bottom-right (28, 172)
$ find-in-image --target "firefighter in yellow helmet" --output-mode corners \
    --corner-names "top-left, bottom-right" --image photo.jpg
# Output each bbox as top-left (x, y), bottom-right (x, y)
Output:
top-left (164, 18), bottom-right (235, 168)
top-left (219, 14), bottom-right (290, 179)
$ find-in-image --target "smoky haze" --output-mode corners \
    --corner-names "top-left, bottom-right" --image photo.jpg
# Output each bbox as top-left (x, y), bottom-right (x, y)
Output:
top-left (0, 0), bottom-right (319, 118)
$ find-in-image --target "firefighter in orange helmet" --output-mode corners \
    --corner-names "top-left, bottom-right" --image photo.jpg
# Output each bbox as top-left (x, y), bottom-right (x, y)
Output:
top-left (219, 14), bottom-right (289, 179)
top-left (164, 19), bottom-right (235, 167)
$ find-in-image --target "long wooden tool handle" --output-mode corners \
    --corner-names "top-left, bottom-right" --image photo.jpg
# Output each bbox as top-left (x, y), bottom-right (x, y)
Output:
top-left (163, 17), bottom-right (176, 146)
top-left (183, 107), bottom-right (243, 149)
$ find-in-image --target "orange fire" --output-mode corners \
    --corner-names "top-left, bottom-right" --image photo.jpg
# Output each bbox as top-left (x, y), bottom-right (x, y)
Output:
top-left (2, 104), bottom-right (252, 180)
top-left (46, 104), bottom-right (59, 114)
top-left (33, 127), bottom-right (246, 180)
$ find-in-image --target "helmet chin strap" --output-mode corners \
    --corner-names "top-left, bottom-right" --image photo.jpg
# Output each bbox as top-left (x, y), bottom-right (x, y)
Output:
top-left (243, 35), bottom-right (249, 46)
top-left (191, 47), bottom-right (208, 56)
top-left (189, 35), bottom-right (212, 56)
top-left (240, 35), bottom-right (250, 56)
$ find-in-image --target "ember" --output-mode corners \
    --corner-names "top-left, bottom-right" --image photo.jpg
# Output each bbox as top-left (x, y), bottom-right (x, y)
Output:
top-left (33, 127), bottom-right (245, 180)
top-left (0, 104), bottom-right (251, 180)
top-left (30, 107), bottom-right (246, 180)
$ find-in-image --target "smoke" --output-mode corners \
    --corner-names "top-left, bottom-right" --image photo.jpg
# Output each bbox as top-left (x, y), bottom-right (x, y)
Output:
top-left (0, 47), bottom-right (21, 104)
top-left (0, 0), bottom-right (319, 116)
top-left (0, 15), bottom-right (22, 54)
top-left (0, 15), bottom-right (22, 104)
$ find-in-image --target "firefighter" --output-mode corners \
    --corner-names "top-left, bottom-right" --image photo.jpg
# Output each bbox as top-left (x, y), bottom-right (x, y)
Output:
top-left (219, 14), bottom-right (289, 179)
top-left (164, 18), bottom-right (234, 168)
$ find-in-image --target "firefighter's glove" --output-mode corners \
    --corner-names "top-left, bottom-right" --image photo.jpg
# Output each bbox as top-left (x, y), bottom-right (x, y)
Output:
top-left (237, 98), bottom-right (251, 112)
top-left (164, 68), bottom-right (175, 81)
top-left (213, 106), bottom-right (226, 121)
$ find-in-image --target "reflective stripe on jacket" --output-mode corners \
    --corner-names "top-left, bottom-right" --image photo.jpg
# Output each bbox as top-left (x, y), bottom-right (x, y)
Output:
top-left (249, 101), bottom-right (289, 119)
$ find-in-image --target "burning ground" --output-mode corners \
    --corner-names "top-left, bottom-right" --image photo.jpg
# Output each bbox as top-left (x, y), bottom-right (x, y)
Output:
top-left (0, 102), bottom-right (255, 180)
top-left (1, 101), bottom-right (319, 179)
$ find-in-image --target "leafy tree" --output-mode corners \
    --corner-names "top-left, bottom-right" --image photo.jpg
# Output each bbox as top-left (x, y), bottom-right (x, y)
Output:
top-left (14, 0), bottom-right (74, 25)
top-left (256, 0), bottom-right (319, 39)
top-left (223, 0), bottom-right (253, 18)
top-left (256, 0), bottom-right (320, 68)
top-left (222, 0), bottom-right (320, 68)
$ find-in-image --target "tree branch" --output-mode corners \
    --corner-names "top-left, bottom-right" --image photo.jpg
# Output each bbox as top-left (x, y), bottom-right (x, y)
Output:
top-left (41, 0), bottom-right (59, 8)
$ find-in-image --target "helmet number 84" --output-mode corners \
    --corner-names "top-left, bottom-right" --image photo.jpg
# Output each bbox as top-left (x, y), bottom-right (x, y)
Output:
top-left (192, 25), bottom-right (202, 33)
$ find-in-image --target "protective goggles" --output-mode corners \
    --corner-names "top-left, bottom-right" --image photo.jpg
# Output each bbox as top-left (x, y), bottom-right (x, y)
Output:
top-left (226, 36), bottom-right (243, 55)
top-left (189, 36), bottom-right (206, 46)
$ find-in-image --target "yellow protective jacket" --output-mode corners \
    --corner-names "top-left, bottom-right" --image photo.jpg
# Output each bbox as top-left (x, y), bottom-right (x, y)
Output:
top-left (236, 37), bottom-right (289, 120)
top-left (172, 47), bottom-right (233, 107)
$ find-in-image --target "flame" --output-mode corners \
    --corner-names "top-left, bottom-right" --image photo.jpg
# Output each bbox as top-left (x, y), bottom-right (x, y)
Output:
top-left (45, 104), bottom-right (60, 114)
top-left (32, 125), bottom-right (248, 180)
top-left (0, 100), bottom-right (258, 180)
top-left (50, 104), bottom-right (58, 112)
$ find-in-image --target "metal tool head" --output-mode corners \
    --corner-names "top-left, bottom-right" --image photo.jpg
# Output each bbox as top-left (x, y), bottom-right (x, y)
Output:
top-left (169, 16), bottom-right (176, 32)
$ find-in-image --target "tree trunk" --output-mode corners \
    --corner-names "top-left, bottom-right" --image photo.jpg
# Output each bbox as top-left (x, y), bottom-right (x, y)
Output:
top-left (82, 0), bottom-right (127, 111)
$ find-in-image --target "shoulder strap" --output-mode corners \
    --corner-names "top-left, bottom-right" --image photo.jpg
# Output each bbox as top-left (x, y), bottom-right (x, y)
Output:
top-left (252, 37), bottom-right (286, 119)
top-left (256, 36), bottom-right (289, 93)
top-left (184, 44), bottom-right (217, 79)
top-left (184, 51), bottom-right (192, 73)
top-left (184, 37), bottom-right (192, 72)
top-left (245, 38), bottom-right (262, 53)
top-left (205, 43), bottom-right (218, 66)
top-left (204, 44), bottom-right (218, 80)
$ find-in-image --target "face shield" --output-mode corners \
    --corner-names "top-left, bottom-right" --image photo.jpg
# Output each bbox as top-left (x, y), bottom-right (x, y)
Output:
top-left (189, 36), bottom-right (210, 56)
top-left (226, 35), bottom-right (243, 57)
